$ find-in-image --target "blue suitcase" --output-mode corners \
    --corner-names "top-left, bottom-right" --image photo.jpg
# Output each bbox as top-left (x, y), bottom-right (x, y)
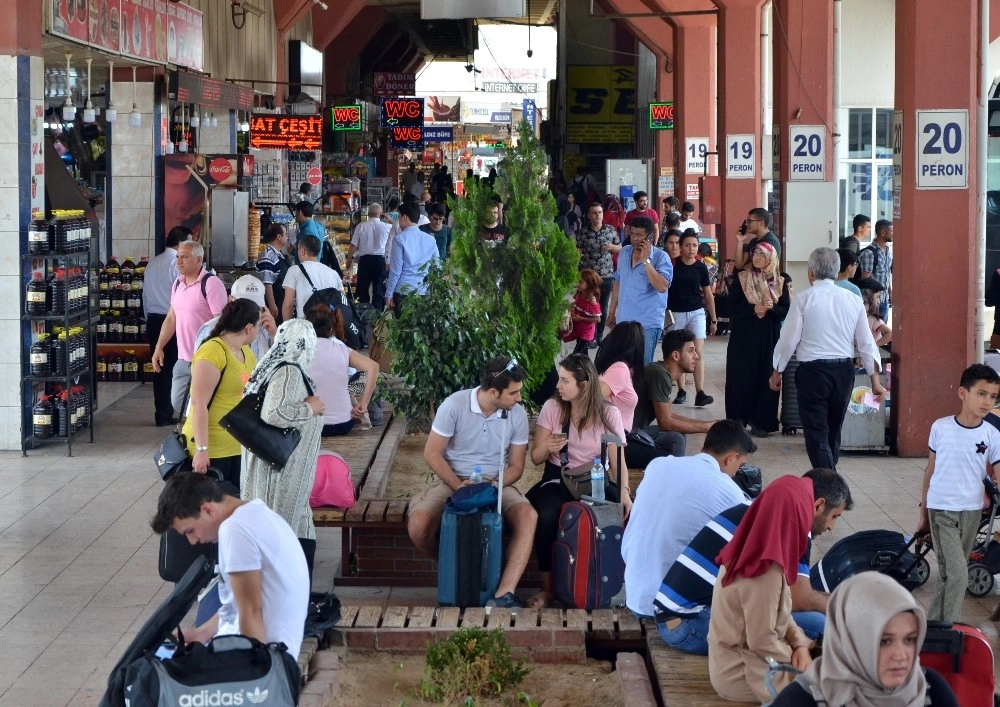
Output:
top-left (437, 484), bottom-right (503, 608)
top-left (437, 410), bottom-right (509, 608)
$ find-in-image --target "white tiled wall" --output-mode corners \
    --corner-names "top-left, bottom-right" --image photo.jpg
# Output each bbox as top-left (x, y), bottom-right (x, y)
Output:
top-left (109, 81), bottom-right (155, 259)
top-left (0, 55), bottom-right (38, 450)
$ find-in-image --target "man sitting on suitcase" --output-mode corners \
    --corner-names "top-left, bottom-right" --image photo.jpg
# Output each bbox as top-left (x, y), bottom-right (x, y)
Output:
top-left (151, 473), bottom-right (310, 657)
top-left (408, 356), bottom-right (538, 609)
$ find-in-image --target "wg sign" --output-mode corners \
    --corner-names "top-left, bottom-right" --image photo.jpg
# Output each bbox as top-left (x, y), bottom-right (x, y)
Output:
top-left (916, 110), bottom-right (968, 189)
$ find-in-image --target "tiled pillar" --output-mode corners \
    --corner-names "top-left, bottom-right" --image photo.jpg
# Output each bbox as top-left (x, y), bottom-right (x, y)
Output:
top-left (893, 0), bottom-right (982, 455)
top-left (108, 80), bottom-right (156, 261)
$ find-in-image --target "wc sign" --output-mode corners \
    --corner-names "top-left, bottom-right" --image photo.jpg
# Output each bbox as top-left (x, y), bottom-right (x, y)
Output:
top-left (788, 126), bottom-right (825, 181)
top-left (916, 110), bottom-right (968, 189)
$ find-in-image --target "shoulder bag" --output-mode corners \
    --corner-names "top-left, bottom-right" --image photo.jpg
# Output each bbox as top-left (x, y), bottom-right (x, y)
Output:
top-left (559, 422), bottom-right (623, 501)
top-left (153, 342), bottom-right (227, 479)
top-left (219, 361), bottom-right (314, 469)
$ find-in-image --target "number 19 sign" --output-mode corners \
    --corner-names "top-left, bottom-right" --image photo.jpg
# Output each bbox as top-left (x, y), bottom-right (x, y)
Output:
top-left (726, 134), bottom-right (755, 179)
top-left (916, 110), bottom-right (968, 190)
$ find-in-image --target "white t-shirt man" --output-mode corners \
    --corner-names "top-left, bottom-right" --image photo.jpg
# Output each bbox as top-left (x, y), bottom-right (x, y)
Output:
top-left (282, 260), bottom-right (343, 318)
top-left (621, 452), bottom-right (747, 616)
top-left (216, 499), bottom-right (310, 656)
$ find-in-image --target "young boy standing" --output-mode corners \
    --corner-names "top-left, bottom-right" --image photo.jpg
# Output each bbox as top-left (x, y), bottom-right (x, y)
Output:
top-left (916, 363), bottom-right (1000, 621)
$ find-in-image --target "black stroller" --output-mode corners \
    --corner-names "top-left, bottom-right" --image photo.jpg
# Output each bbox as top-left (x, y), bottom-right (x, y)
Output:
top-left (810, 477), bottom-right (1000, 597)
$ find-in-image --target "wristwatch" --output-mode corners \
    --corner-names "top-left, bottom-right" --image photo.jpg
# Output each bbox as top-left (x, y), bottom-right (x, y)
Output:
top-left (195, 445), bottom-right (209, 453)
top-left (711, 320), bottom-right (718, 324)
top-left (643, 258), bottom-right (651, 265)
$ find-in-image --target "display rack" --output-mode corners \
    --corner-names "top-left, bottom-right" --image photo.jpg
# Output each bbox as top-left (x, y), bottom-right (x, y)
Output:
top-left (21, 248), bottom-right (95, 456)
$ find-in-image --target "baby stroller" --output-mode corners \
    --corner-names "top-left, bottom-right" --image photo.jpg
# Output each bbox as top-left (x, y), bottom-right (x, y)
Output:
top-left (810, 477), bottom-right (1000, 597)
top-left (901, 476), bottom-right (1000, 597)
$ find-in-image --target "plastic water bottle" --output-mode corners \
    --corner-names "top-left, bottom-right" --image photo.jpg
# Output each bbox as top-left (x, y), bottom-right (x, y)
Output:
top-left (469, 465), bottom-right (483, 484)
top-left (590, 458), bottom-right (605, 503)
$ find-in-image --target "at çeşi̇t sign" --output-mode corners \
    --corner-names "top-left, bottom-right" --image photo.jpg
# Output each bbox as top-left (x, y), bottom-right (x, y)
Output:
top-left (380, 98), bottom-right (425, 150)
top-left (373, 72), bottom-right (416, 97)
top-left (332, 105), bottom-right (363, 131)
top-left (248, 114), bottom-right (323, 150)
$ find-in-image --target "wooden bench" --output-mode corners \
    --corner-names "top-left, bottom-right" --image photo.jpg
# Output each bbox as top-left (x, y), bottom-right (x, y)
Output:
top-left (644, 619), bottom-right (757, 706)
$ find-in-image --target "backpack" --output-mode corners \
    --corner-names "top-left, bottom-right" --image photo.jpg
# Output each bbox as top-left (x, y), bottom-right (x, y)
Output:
top-left (319, 239), bottom-right (344, 279)
top-left (850, 243), bottom-right (880, 286)
top-left (601, 194), bottom-right (626, 234)
top-left (297, 264), bottom-right (366, 350)
top-left (171, 272), bottom-right (212, 301)
top-left (268, 253), bottom-right (291, 322)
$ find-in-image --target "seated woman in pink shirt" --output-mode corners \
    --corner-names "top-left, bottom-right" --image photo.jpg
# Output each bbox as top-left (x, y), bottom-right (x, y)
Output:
top-left (304, 305), bottom-right (379, 436)
top-left (525, 354), bottom-right (628, 608)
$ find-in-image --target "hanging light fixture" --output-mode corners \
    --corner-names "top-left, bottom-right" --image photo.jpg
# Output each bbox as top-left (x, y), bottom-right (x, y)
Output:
top-left (178, 102), bottom-right (188, 153)
top-left (209, 112), bottom-right (217, 128)
top-left (105, 60), bottom-right (117, 122)
top-left (189, 103), bottom-right (200, 128)
top-left (82, 58), bottom-right (95, 123)
top-left (239, 111), bottom-right (250, 132)
top-left (128, 66), bottom-right (141, 127)
top-left (164, 138), bottom-right (174, 154)
top-left (62, 53), bottom-right (76, 121)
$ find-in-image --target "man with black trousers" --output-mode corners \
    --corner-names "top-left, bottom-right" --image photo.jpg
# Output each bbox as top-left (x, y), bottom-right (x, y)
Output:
top-left (769, 247), bottom-right (886, 469)
top-left (142, 226), bottom-right (188, 426)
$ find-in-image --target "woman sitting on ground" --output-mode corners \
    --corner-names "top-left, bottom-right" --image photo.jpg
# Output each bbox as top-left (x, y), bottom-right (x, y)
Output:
top-left (305, 304), bottom-right (379, 436)
top-left (181, 299), bottom-right (260, 490)
top-left (772, 571), bottom-right (957, 706)
top-left (525, 354), bottom-right (628, 608)
top-left (708, 474), bottom-right (815, 703)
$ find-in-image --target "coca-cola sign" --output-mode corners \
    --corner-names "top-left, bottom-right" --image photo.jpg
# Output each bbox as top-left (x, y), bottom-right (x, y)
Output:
top-left (209, 158), bottom-right (233, 181)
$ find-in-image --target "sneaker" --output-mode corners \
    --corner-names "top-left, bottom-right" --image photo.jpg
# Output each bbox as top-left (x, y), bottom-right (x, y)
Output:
top-left (694, 391), bottom-right (714, 407)
top-left (673, 389), bottom-right (687, 405)
top-left (486, 592), bottom-right (522, 609)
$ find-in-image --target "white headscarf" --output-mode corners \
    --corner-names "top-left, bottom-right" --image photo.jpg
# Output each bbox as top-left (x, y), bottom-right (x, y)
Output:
top-left (245, 319), bottom-right (317, 394)
top-left (802, 571), bottom-right (928, 706)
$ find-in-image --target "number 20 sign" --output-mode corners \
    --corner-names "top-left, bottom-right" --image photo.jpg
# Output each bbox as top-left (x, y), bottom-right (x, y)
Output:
top-left (916, 110), bottom-right (968, 190)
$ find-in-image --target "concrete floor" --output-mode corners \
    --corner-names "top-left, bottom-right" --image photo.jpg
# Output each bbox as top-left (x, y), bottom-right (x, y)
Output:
top-left (0, 336), bottom-right (996, 704)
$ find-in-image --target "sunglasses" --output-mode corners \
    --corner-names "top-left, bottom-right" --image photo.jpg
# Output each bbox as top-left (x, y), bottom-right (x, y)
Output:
top-left (491, 357), bottom-right (519, 378)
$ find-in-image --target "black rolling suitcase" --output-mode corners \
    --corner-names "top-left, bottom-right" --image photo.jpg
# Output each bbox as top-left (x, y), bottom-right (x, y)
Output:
top-left (781, 356), bottom-right (801, 434)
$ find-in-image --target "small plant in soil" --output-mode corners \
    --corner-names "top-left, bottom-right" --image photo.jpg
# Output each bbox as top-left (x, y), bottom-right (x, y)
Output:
top-left (413, 627), bottom-right (530, 704)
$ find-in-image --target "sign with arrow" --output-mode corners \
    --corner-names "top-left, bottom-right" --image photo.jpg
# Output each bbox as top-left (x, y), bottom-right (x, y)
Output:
top-left (249, 114), bottom-right (324, 151)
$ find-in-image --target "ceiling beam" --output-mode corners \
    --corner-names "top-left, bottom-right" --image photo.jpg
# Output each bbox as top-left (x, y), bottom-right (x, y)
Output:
top-left (312, 0), bottom-right (368, 51)
top-left (273, 0), bottom-right (313, 34)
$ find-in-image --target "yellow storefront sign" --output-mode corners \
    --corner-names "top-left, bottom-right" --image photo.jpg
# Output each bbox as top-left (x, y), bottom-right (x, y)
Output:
top-left (566, 65), bottom-right (635, 143)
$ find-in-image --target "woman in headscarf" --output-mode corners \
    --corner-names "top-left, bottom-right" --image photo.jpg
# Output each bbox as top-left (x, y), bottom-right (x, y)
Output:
top-left (771, 571), bottom-right (958, 706)
top-left (708, 475), bottom-right (815, 703)
top-left (241, 319), bottom-right (326, 579)
top-left (724, 240), bottom-right (790, 437)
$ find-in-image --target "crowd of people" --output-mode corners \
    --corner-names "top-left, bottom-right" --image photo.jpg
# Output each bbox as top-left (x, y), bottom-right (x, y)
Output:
top-left (141, 167), bottom-right (984, 704)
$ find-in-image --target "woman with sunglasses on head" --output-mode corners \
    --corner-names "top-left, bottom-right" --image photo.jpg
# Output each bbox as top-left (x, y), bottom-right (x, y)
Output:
top-left (525, 354), bottom-right (627, 608)
top-left (771, 571), bottom-right (958, 706)
top-left (724, 241), bottom-right (790, 438)
top-left (182, 299), bottom-right (261, 489)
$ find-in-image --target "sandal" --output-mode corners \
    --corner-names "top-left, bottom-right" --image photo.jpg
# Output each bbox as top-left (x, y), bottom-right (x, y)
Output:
top-left (486, 592), bottom-right (522, 609)
top-left (525, 590), bottom-right (554, 609)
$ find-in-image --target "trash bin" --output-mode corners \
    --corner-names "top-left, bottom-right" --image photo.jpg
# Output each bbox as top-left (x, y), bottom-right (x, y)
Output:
top-left (841, 350), bottom-right (890, 453)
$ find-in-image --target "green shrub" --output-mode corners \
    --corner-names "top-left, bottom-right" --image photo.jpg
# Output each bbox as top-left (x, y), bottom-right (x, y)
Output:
top-left (382, 264), bottom-right (521, 422)
top-left (417, 627), bottom-right (530, 704)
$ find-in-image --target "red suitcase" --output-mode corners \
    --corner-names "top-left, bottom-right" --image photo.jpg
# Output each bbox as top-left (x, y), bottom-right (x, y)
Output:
top-left (919, 621), bottom-right (995, 706)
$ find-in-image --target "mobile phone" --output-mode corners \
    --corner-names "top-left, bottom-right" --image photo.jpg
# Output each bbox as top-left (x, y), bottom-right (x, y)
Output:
top-left (738, 222), bottom-right (748, 236)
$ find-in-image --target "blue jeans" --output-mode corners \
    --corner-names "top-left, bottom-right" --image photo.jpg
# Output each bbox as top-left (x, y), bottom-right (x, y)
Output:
top-left (643, 327), bottom-right (664, 364)
top-left (792, 610), bottom-right (825, 641)
top-left (657, 608), bottom-right (711, 656)
top-left (879, 300), bottom-right (889, 323)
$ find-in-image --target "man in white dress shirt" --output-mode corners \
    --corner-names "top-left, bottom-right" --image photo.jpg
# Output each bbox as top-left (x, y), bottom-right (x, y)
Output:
top-left (346, 203), bottom-right (392, 310)
top-left (769, 247), bottom-right (886, 470)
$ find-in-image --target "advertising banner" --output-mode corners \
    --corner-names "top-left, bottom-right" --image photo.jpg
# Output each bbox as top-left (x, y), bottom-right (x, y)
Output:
top-left (164, 1), bottom-right (203, 72)
top-left (566, 65), bottom-right (635, 144)
top-left (373, 72), bottom-right (416, 97)
top-left (423, 96), bottom-right (461, 122)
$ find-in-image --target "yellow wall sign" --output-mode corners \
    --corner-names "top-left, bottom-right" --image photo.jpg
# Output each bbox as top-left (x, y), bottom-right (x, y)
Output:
top-left (566, 65), bottom-right (636, 144)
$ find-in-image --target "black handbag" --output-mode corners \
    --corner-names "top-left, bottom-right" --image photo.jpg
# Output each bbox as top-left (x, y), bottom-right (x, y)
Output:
top-left (219, 362), bottom-right (313, 469)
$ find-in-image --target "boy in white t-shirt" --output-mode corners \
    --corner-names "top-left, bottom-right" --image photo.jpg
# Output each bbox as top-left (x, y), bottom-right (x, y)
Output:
top-left (916, 363), bottom-right (1000, 622)
top-left (151, 473), bottom-right (310, 656)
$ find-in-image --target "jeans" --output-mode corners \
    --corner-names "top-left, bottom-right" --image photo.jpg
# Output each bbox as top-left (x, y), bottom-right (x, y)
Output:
top-left (791, 610), bottom-right (825, 641)
top-left (879, 300), bottom-right (889, 323)
top-left (597, 277), bottom-right (614, 344)
top-left (170, 359), bottom-right (192, 415)
top-left (642, 327), bottom-right (664, 364)
top-left (657, 608), bottom-right (711, 656)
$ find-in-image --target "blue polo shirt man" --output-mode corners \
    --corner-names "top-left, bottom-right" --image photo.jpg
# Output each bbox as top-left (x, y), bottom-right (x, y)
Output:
top-left (607, 216), bottom-right (673, 363)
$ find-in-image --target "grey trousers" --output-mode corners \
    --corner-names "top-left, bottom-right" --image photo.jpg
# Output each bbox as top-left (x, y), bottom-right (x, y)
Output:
top-left (170, 359), bottom-right (192, 414)
top-left (928, 508), bottom-right (981, 622)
